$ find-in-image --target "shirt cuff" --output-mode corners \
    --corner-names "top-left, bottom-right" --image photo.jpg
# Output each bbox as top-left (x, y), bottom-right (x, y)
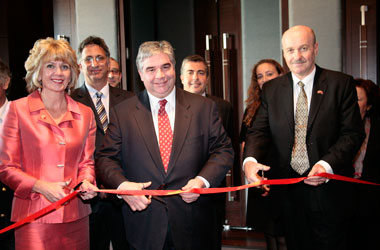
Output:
top-left (116, 181), bottom-right (128, 199)
top-left (242, 157), bottom-right (258, 171)
top-left (316, 160), bottom-right (333, 174)
top-left (196, 176), bottom-right (210, 188)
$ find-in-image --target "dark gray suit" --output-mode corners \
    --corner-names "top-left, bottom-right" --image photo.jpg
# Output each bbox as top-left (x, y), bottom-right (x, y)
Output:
top-left (96, 88), bottom-right (233, 250)
top-left (244, 66), bottom-right (365, 250)
top-left (71, 84), bottom-right (134, 250)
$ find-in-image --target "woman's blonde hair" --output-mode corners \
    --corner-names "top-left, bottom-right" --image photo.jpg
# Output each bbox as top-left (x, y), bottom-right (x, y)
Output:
top-left (24, 37), bottom-right (79, 93)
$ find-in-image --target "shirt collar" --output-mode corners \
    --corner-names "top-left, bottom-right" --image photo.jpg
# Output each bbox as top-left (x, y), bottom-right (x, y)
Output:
top-left (28, 90), bottom-right (81, 118)
top-left (85, 82), bottom-right (110, 99)
top-left (291, 66), bottom-right (316, 88)
top-left (0, 98), bottom-right (9, 119)
top-left (147, 87), bottom-right (176, 111)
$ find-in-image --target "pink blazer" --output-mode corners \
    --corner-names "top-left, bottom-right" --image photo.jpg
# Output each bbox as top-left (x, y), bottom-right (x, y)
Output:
top-left (0, 91), bottom-right (96, 223)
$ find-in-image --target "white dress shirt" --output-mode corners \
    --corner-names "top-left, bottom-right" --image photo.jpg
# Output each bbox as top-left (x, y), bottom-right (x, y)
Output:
top-left (85, 83), bottom-right (110, 121)
top-left (0, 98), bottom-right (10, 125)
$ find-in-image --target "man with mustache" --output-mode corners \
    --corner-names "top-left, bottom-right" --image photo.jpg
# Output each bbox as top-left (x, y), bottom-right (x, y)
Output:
top-left (243, 25), bottom-right (364, 250)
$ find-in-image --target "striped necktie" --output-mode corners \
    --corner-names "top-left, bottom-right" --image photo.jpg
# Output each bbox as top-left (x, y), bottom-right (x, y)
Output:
top-left (96, 92), bottom-right (108, 133)
top-left (290, 81), bottom-right (310, 175)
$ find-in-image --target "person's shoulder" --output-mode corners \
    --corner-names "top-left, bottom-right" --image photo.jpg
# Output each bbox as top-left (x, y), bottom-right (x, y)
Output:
top-left (207, 95), bottom-right (233, 109)
top-left (180, 88), bottom-right (214, 106)
top-left (68, 95), bottom-right (92, 114)
top-left (110, 86), bottom-right (134, 98)
top-left (70, 84), bottom-right (87, 98)
top-left (317, 66), bottom-right (353, 83)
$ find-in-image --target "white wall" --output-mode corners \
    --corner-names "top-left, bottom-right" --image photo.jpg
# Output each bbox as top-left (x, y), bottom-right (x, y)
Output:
top-left (241, 0), bottom-right (282, 105)
top-left (289, 0), bottom-right (342, 71)
top-left (53, 0), bottom-right (119, 86)
top-left (241, 0), bottom-right (343, 106)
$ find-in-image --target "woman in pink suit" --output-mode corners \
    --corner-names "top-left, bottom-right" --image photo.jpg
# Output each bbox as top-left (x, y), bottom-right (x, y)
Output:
top-left (0, 38), bottom-right (98, 250)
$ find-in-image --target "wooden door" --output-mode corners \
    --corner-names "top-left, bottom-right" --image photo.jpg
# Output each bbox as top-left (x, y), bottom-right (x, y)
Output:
top-left (344, 0), bottom-right (378, 83)
top-left (194, 0), bottom-right (245, 227)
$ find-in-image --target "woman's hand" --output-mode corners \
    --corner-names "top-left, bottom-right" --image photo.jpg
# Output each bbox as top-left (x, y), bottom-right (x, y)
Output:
top-left (32, 179), bottom-right (72, 203)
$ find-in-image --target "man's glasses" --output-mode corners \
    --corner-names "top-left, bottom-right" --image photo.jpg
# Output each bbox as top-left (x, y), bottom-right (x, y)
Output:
top-left (109, 69), bottom-right (120, 74)
top-left (83, 55), bottom-right (106, 65)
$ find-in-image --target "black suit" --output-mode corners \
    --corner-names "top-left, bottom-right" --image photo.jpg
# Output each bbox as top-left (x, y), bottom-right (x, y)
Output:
top-left (206, 94), bottom-right (233, 249)
top-left (244, 66), bottom-right (364, 250)
top-left (71, 84), bottom-right (134, 250)
top-left (206, 95), bottom-right (233, 139)
top-left (96, 88), bottom-right (233, 250)
top-left (350, 108), bottom-right (380, 250)
top-left (0, 182), bottom-right (14, 250)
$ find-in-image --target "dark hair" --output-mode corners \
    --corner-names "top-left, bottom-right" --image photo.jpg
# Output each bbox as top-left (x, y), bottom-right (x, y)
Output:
top-left (355, 78), bottom-right (380, 112)
top-left (0, 59), bottom-right (11, 87)
top-left (78, 36), bottom-right (110, 58)
top-left (180, 55), bottom-right (208, 76)
top-left (243, 59), bottom-right (285, 127)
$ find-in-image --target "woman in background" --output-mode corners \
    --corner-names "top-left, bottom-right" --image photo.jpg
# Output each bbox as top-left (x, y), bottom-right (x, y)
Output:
top-left (350, 78), bottom-right (380, 250)
top-left (241, 59), bottom-right (286, 250)
top-left (0, 38), bottom-right (98, 250)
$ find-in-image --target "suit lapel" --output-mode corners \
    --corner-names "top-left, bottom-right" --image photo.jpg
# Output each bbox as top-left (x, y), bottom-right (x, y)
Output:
top-left (280, 74), bottom-right (295, 134)
top-left (76, 85), bottom-right (105, 134)
top-left (134, 91), bottom-right (165, 175)
top-left (109, 87), bottom-right (122, 108)
top-left (166, 89), bottom-right (192, 176)
top-left (307, 66), bottom-right (327, 132)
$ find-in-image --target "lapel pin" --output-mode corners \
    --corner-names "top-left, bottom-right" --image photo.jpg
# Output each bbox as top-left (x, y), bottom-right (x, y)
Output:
top-left (317, 90), bottom-right (324, 95)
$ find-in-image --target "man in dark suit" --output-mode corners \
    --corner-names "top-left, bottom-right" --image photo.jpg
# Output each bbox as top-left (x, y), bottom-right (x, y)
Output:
top-left (180, 54), bottom-right (233, 249)
top-left (180, 54), bottom-right (233, 137)
top-left (96, 41), bottom-right (233, 250)
top-left (71, 36), bottom-right (133, 250)
top-left (243, 25), bottom-right (364, 250)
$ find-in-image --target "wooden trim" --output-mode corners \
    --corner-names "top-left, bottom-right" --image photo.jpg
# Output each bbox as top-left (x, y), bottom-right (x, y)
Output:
top-left (281, 0), bottom-right (289, 72)
top-left (117, 0), bottom-right (128, 91)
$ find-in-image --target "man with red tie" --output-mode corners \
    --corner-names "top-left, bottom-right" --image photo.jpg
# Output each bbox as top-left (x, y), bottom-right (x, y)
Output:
top-left (96, 40), bottom-right (233, 250)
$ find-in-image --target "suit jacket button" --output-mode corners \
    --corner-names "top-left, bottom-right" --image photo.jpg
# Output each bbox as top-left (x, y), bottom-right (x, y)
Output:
top-left (2, 187), bottom-right (6, 192)
top-left (0, 214), bottom-right (5, 217)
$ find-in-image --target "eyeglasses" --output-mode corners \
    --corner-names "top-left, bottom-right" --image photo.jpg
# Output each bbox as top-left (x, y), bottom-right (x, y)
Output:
top-left (109, 69), bottom-right (120, 74)
top-left (83, 55), bottom-right (106, 65)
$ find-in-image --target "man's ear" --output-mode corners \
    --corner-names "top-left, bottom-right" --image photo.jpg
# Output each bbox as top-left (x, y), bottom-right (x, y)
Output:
top-left (180, 74), bottom-right (184, 84)
top-left (138, 71), bottom-right (144, 81)
top-left (2, 77), bottom-right (10, 90)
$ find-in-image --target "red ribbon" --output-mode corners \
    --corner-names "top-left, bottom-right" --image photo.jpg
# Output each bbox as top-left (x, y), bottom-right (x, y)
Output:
top-left (0, 190), bottom-right (79, 235)
top-left (1, 173), bottom-right (379, 234)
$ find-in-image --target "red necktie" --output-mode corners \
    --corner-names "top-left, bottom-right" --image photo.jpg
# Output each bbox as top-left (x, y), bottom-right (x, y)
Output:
top-left (158, 99), bottom-right (172, 172)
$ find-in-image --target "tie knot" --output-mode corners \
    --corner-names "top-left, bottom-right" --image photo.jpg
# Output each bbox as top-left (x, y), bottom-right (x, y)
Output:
top-left (159, 99), bottom-right (167, 108)
top-left (96, 92), bottom-right (103, 99)
top-left (298, 81), bottom-right (305, 88)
